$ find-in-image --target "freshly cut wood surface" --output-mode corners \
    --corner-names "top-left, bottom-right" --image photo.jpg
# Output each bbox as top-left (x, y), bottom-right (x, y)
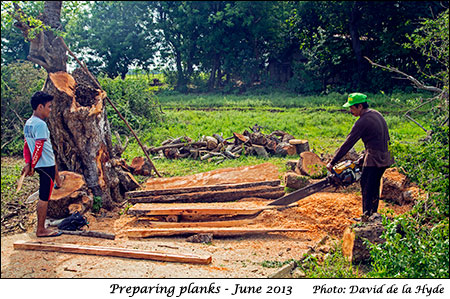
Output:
top-left (125, 227), bottom-right (309, 238)
top-left (14, 240), bottom-right (211, 264)
top-left (144, 163), bottom-right (280, 190)
top-left (127, 202), bottom-right (272, 216)
top-left (127, 180), bottom-right (281, 198)
top-left (47, 171), bottom-right (92, 218)
top-left (296, 151), bottom-right (326, 177)
top-left (128, 186), bottom-right (285, 204)
top-left (138, 219), bottom-right (255, 228)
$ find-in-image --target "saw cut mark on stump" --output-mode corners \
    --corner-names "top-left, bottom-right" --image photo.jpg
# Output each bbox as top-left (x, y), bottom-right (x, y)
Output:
top-left (296, 151), bottom-right (326, 177)
top-left (14, 240), bottom-right (211, 264)
top-left (48, 171), bottom-right (92, 219)
top-left (125, 227), bottom-right (309, 238)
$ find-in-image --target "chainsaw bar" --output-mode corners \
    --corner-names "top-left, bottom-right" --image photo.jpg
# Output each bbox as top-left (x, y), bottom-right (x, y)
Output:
top-left (268, 178), bottom-right (331, 206)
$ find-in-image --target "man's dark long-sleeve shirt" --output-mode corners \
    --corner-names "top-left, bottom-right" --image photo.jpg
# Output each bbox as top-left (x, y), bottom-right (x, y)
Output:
top-left (331, 109), bottom-right (394, 167)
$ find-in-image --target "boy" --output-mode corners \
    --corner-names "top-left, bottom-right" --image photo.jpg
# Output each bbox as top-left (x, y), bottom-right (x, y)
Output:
top-left (22, 91), bottom-right (62, 237)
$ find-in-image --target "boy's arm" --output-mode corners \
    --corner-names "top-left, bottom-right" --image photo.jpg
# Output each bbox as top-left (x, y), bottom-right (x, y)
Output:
top-left (22, 139), bottom-right (33, 176)
top-left (30, 139), bottom-right (45, 169)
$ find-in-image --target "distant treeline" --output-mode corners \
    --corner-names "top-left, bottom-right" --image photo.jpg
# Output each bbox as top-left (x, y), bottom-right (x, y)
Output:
top-left (1, 1), bottom-right (447, 93)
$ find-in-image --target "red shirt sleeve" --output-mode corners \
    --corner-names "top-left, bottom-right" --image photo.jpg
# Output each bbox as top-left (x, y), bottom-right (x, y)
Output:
top-left (31, 139), bottom-right (45, 169)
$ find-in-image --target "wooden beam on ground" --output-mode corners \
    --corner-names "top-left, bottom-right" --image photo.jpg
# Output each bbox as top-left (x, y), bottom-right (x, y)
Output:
top-left (126, 180), bottom-right (281, 198)
top-left (127, 203), bottom-right (273, 217)
top-left (60, 230), bottom-right (115, 240)
top-left (14, 240), bottom-right (211, 264)
top-left (125, 227), bottom-right (309, 238)
top-left (128, 186), bottom-right (285, 204)
top-left (137, 219), bottom-right (256, 228)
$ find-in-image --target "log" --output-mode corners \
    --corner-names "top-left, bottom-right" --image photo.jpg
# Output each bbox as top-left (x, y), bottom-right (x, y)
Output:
top-left (47, 171), bottom-right (93, 219)
top-left (126, 180), bottom-right (281, 198)
top-left (60, 230), bottom-right (115, 240)
top-left (14, 240), bottom-right (211, 264)
top-left (342, 214), bottom-right (385, 264)
top-left (275, 142), bottom-right (297, 156)
top-left (149, 142), bottom-right (207, 153)
top-left (285, 160), bottom-right (298, 172)
top-left (381, 168), bottom-right (409, 205)
top-left (296, 151), bottom-right (327, 178)
top-left (250, 132), bottom-right (268, 146)
top-left (283, 172), bottom-right (310, 190)
top-left (129, 157), bottom-right (152, 176)
top-left (127, 202), bottom-right (274, 217)
top-left (125, 227), bottom-right (309, 238)
top-left (128, 186), bottom-right (285, 204)
top-left (116, 170), bottom-right (140, 192)
top-left (289, 139), bottom-right (310, 154)
top-left (137, 219), bottom-right (255, 228)
top-left (233, 132), bottom-right (250, 144)
top-left (252, 145), bottom-right (269, 158)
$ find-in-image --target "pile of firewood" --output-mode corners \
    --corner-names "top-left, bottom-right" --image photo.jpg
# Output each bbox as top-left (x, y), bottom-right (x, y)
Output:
top-left (145, 124), bottom-right (310, 164)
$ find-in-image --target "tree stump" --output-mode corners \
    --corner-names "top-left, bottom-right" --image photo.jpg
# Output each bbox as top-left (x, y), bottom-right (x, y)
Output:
top-left (381, 168), bottom-right (409, 205)
top-left (130, 157), bottom-right (152, 176)
top-left (289, 139), bottom-right (310, 154)
top-left (47, 171), bottom-right (92, 219)
top-left (342, 214), bottom-right (385, 264)
top-left (116, 170), bottom-right (140, 193)
top-left (283, 172), bottom-right (310, 190)
top-left (275, 142), bottom-right (297, 156)
top-left (296, 151), bottom-right (326, 178)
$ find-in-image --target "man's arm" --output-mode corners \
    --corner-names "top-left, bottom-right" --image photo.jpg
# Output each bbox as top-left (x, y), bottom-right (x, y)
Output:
top-left (328, 120), bottom-right (365, 168)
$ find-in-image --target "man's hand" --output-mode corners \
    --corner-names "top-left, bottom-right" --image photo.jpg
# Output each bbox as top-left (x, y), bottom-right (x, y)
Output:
top-left (21, 163), bottom-right (34, 177)
top-left (326, 163), bottom-right (333, 172)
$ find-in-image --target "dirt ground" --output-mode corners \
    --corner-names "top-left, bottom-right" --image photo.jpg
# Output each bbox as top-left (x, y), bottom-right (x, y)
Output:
top-left (1, 163), bottom-right (413, 278)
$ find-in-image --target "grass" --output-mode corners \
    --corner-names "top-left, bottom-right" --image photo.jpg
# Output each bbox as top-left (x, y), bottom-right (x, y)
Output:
top-left (119, 91), bottom-right (430, 178)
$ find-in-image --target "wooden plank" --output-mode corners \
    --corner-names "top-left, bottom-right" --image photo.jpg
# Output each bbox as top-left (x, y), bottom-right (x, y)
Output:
top-left (60, 230), bottom-right (115, 240)
top-left (125, 227), bottom-right (309, 238)
top-left (126, 180), bottom-right (281, 198)
top-left (127, 203), bottom-right (272, 216)
top-left (128, 187), bottom-right (285, 204)
top-left (137, 219), bottom-right (256, 228)
top-left (13, 240), bottom-right (212, 264)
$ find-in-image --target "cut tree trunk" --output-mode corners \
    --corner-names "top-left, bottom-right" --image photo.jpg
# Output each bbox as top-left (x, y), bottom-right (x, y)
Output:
top-left (45, 70), bottom-right (122, 209)
top-left (283, 172), bottom-right (310, 190)
top-left (289, 139), bottom-right (310, 154)
top-left (296, 151), bottom-right (326, 177)
top-left (13, 2), bottom-right (124, 210)
top-left (47, 171), bottom-right (92, 219)
top-left (129, 157), bottom-right (152, 176)
top-left (342, 215), bottom-right (385, 264)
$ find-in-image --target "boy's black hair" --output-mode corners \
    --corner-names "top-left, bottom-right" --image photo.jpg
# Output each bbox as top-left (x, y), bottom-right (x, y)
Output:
top-left (30, 91), bottom-right (53, 110)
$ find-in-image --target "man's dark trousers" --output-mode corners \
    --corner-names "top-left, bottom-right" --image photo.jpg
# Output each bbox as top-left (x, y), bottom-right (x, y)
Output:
top-left (360, 166), bottom-right (387, 216)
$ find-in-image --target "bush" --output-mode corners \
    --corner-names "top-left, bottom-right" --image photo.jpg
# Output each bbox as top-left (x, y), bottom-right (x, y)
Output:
top-left (98, 74), bottom-right (163, 136)
top-left (368, 124), bottom-right (449, 278)
top-left (1, 61), bottom-right (46, 156)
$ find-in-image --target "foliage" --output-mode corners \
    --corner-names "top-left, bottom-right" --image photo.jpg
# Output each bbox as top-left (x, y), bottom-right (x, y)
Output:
top-left (98, 74), bottom-right (162, 135)
top-left (367, 123), bottom-right (449, 278)
top-left (65, 1), bottom-right (157, 79)
top-left (1, 61), bottom-right (46, 155)
top-left (298, 241), bottom-right (361, 278)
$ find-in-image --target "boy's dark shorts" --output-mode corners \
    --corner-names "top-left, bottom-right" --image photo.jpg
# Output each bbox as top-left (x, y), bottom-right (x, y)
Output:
top-left (35, 165), bottom-right (56, 202)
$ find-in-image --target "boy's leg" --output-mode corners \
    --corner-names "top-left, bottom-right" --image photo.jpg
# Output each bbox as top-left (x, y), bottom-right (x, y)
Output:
top-left (35, 166), bottom-right (59, 237)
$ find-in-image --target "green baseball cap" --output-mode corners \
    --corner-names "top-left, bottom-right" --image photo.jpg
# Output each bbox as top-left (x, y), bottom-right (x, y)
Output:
top-left (343, 92), bottom-right (370, 107)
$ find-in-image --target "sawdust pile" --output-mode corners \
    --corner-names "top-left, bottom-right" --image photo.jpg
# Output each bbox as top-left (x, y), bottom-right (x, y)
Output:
top-left (254, 192), bottom-right (361, 238)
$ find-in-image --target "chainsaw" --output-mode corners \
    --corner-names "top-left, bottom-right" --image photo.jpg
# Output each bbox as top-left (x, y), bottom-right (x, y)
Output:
top-left (268, 159), bottom-right (362, 206)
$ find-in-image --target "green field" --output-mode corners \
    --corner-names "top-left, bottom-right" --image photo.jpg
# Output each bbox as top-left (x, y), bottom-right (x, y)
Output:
top-left (120, 91), bottom-right (430, 177)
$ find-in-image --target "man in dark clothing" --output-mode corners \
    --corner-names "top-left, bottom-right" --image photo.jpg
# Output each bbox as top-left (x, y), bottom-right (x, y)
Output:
top-left (326, 92), bottom-right (394, 218)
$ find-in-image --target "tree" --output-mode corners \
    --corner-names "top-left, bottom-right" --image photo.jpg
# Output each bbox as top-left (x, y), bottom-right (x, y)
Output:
top-left (66, 1), bottom-right (156, 79)
top-left (8, 1), bottom-right (130, 209)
